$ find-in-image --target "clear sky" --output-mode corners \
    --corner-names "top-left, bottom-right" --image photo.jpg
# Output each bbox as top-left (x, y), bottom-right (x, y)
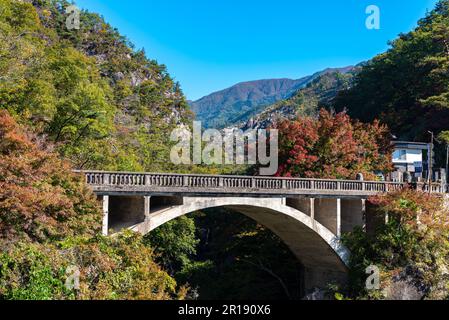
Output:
top-left (75, 0), bottom-right (440, 100)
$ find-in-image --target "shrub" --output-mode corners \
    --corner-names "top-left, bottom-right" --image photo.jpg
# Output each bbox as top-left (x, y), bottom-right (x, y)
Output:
top-left (0, 233), bottom-right (187, 300)
top-left (342, 189), bottom-right (449, 300)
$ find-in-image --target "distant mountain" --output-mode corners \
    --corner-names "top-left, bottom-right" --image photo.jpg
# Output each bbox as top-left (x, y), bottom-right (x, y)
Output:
top-left (239, 66), bottom-right (361, 130)
top-left (190, 66), bottom-right (355, 128)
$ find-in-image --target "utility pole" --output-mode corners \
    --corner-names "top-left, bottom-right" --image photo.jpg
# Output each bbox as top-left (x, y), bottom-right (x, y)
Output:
top-left (428, 131), bottom-right (434, 193)
top-left (445, 142), bottom-right (449, 184)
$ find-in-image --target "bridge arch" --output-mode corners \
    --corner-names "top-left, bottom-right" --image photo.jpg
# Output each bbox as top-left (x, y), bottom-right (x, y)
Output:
top-left (127, 196), bottom-right (350, 289)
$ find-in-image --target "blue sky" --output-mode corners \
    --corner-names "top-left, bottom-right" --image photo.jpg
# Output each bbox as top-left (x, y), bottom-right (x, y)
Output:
top-left (75, 0), bottom-right (440, 100)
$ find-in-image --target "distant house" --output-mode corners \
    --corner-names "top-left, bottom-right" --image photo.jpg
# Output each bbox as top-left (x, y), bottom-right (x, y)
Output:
top-left (392, 141), bottom-right (430, 178)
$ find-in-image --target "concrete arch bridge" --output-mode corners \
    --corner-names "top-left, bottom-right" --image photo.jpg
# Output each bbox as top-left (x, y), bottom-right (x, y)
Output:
top-left (77, 171), bottom-right (447, 292)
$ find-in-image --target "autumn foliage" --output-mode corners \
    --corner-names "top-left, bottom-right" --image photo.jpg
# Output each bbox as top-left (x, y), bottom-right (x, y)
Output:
top-left (274, 109), bottom-right (393, 179)
top-left (0, 111), bottom-right (187, 299)
top-left (0, 110), bottom-right (101, 242)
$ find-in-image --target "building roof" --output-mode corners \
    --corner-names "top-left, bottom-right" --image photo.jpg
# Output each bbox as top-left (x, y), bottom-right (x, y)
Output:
top-left (392, 141), bottom-right (430, 150)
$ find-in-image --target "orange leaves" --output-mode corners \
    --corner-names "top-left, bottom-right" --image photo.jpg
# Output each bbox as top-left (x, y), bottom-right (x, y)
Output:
top-left (0, 110), bottom-right (33, 155)
top-left (369, 189), bottom-right (448, 230)
top-left (0, 110), bottom-right (102, 242)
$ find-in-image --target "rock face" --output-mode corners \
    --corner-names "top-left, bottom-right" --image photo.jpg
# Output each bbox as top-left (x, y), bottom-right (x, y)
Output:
top-left (383, 267), bottom-right (428, 300)
top-left (190, 66), bottom-right (356, 129)
top-left (384, 279), bottom-right (424, 300)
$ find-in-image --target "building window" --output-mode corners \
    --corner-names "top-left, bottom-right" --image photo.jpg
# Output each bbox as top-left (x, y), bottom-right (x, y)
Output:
top-left (393, 149), bottom-right (407, 162)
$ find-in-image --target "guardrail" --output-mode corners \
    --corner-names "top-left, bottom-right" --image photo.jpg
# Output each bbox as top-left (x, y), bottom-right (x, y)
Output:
top-left (73, 170), bottom-right (427, 195)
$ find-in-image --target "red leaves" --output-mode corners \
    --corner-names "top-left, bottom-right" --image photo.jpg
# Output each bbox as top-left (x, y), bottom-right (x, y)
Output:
top-left (273, 109), bottom-right (393, 179)
top-left (0, 110), bottom-right (33, 155)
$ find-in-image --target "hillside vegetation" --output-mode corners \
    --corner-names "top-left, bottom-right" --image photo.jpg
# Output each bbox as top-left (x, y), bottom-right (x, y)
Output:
top-left (0, 110), bottom-right (186, 299)
top-left (190, 67), bottom-right (354, 129)
top-left (334, 1), bottom-right (449, 144)
top-left (1, 0), bottom-right (449, 301)
top-left (0, 0), bottom-right (192, 172)
top-left (243, 1), bottom-right (449, 142)
top-left (0, 0), bottom-right (193, 300)
top-left (343, 189), bottom-right (449, 300)
top-left (240, 69), bottom-right (357, 130)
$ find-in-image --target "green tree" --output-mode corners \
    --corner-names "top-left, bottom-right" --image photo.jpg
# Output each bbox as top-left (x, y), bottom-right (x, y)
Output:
top-left (334, 0), bottom-right (449, 142)
top-left (144, 216), bottom-right (199, 275)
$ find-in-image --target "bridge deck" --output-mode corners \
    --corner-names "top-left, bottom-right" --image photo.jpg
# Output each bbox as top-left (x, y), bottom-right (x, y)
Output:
top-left (75, 171), bottom-right (447, 198)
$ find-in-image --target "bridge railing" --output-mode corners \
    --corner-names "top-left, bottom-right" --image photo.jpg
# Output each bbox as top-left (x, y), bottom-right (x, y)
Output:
top-left (413, 182), bottom-right (448, 194)
top-left (74, 170), bottom-right (428, 194)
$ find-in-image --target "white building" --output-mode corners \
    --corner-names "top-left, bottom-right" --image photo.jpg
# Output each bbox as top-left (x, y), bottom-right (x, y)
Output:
top-left (392, 141), bottom-right (430, 177)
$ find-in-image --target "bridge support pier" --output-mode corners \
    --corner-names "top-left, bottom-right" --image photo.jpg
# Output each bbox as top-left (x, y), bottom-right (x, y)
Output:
top-left (108, 196), bottom-right (146, 233)
top-left (144, 196), bottom-right (151, 221)
top-left (100, 195), bottom-right (109, 236)
top-left (314, 198), bottom-right (341, 237)
top-left (341, 199), bottom-right (365, 233)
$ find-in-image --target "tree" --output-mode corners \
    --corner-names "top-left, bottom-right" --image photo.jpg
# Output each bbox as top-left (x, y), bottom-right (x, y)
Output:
top-left (0, 0), bottom-right (193, 172)
top-left (0, 109), bottom-right (101, 242)
top-left (144, 216), bottom-right (199, 275)
top-left (272, 109), bottom-right (392, 179)
top-left (0, 110), bottom-right (187, 300)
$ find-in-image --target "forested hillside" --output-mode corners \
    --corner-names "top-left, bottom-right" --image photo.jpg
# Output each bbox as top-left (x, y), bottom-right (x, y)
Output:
top-left (333, 1), bottom-right (449, 144)
top-left (239, 68), bottom-right (358, 129)
top-left (1, 0), bottom-right (192, 172)
top-left (0, 0), bottom-right (193, 300)
top-left (244, 1), bottom-right (449, 140)
top-left (1, 0), bottom-right (449, 301)
top-left (190, 77), bottom-right (311, 129)
top-left (190, 66), bottom-right (354, 129)
top-left (0, 109), bottom-right (187, 299)
top-left (0, 0), bottom-right (302, 300)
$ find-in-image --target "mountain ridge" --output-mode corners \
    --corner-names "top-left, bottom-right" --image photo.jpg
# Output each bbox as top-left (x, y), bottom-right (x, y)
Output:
top-left (190, 66), bottom-right (355, 128)
top-left (240, 67), bottom-right (360, 130)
